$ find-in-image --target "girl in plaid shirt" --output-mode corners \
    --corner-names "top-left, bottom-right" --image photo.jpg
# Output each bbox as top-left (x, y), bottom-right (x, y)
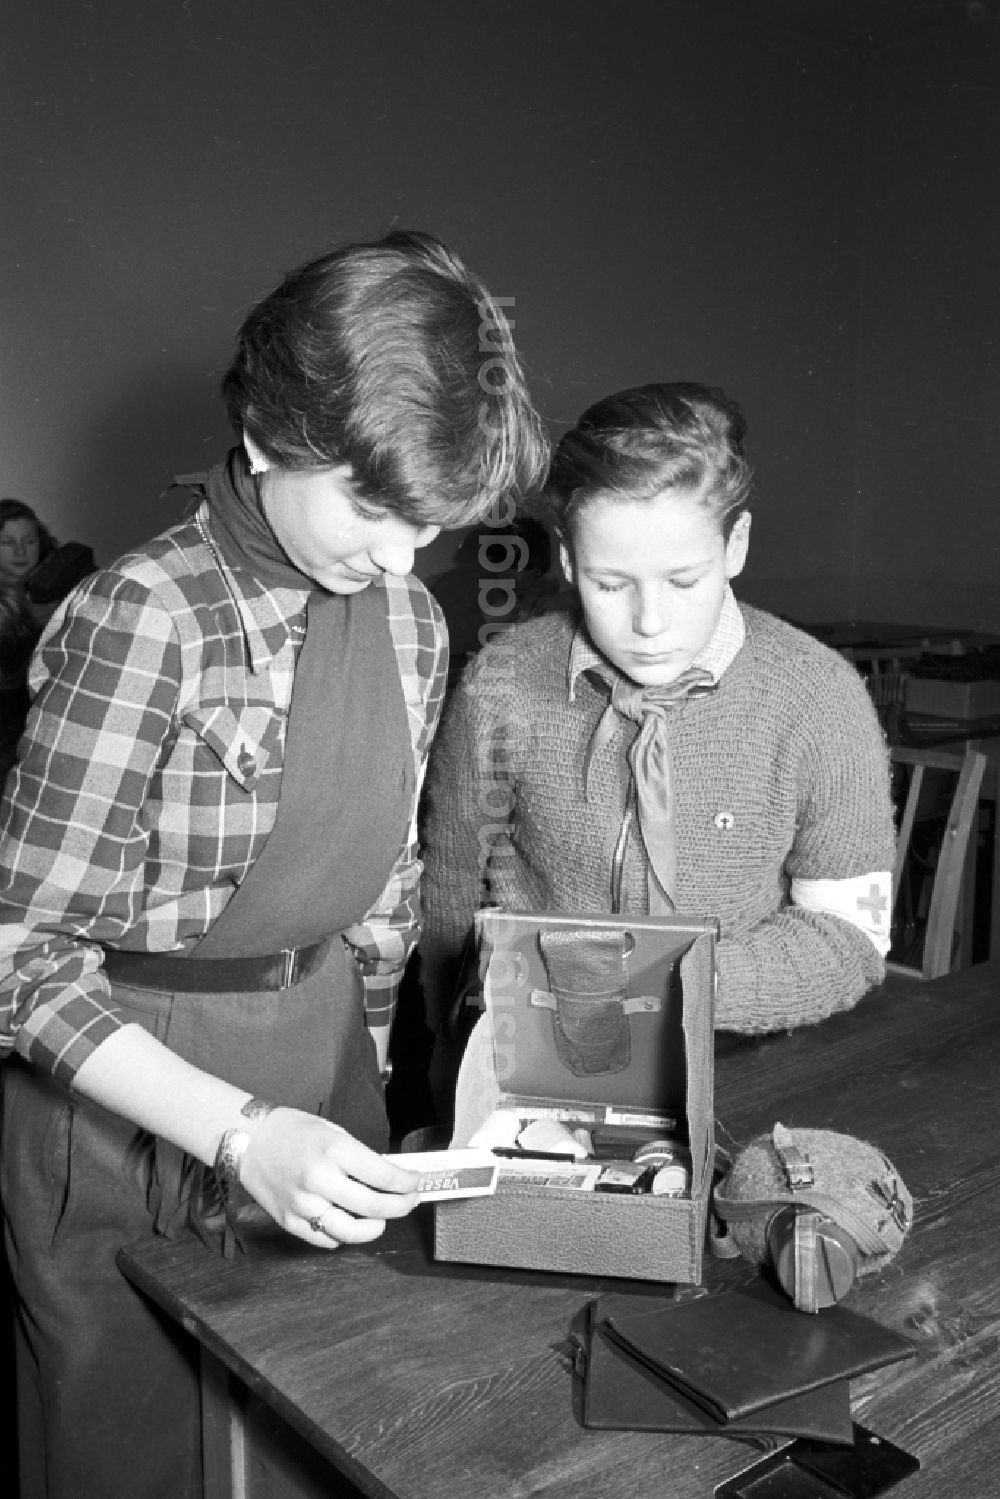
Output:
top-left (0, 231), bottom-right (547, 1499)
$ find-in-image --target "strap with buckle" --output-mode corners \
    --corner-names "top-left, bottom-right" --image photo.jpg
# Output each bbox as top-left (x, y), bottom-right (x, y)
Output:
top-left (102, 939), bottom-right (331, 994)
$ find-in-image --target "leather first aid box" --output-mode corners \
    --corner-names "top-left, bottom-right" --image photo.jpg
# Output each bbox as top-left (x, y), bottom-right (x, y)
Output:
top-left (435, 909), bottom-right (718, 1284)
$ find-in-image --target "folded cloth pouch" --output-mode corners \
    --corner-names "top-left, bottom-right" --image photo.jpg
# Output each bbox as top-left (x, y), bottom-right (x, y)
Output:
top-left (602, 1279), bottom-right (915, 1425)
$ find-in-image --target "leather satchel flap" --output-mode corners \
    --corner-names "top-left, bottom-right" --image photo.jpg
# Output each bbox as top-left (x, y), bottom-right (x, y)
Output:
top-left (537, 927), bottom-right (631, 997)
top-left (582, 1294), bottom-right (855, 1442)
top-left (602, 1279), bottom-right (915, 1425)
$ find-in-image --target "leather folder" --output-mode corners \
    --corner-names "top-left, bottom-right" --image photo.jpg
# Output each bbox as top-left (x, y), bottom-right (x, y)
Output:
top-left (601, 1280), bottom-right (915, 1426)
top-left (581, 1294), bottom-right (855, 1444)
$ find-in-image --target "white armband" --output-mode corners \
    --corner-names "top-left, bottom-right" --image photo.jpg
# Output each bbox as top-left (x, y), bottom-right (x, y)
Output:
top-left (790, 871), bottom-right (893, 957)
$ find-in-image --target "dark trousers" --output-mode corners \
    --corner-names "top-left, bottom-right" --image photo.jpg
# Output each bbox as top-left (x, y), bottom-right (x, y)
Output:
top-left (1, 1061), bottom-right (203, 1499)
top-left (0, 949), bottom-right (387, 1499)
top-left (0, 1105), bottom-right (20, 1492)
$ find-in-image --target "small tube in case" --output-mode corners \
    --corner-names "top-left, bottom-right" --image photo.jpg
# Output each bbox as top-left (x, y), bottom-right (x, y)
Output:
top-left (650, 1162), bottom-right (690, 1197)
top-left (595, 1161), bottom-right (657, 1194)
top-left (632, 1139), bottom-right (690, 1197)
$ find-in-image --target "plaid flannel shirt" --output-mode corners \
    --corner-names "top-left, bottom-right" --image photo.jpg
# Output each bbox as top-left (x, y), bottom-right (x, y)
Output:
top-left (0, 504), bottom-right (447, 1086)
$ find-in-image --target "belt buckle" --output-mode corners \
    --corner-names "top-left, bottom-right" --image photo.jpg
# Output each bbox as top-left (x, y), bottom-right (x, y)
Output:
top-left (280, 948), bottom-right (298, 988)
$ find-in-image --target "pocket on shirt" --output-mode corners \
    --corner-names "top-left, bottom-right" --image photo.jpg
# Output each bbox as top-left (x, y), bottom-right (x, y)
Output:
top-left (181, 701), bottom-right (284, 791)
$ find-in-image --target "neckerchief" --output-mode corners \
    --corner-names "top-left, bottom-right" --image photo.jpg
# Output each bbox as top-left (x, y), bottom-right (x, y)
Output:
top-left (586, 666), bottom-right (717, 912)
top-left (202, 446), bottom-right (310, 590)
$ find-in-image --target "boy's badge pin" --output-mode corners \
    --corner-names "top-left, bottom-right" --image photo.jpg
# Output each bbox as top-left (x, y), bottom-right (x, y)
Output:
top-left (713, 811), bottom-right (735, 830)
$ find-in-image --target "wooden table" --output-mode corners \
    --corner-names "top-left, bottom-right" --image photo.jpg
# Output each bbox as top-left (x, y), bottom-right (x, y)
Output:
top-left (119, 963), bottom-right (1000, 1499)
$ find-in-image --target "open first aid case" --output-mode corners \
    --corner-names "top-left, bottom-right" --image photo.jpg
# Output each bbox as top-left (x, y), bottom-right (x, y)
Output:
top-left (435, 908), bottom-right (718, 1284)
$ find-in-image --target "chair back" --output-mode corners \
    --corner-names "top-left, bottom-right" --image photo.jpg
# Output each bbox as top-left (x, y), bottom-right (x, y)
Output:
top-left (888, 743), bottom-right (987, 980)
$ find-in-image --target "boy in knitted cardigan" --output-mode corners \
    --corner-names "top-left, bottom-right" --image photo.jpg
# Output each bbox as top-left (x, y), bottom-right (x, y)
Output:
top-left (421, 383), bottom-right (896, 1098)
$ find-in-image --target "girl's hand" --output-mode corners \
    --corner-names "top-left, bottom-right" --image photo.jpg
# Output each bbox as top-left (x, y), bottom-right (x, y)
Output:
top-left (236, 1108), bottom-right (420, 1248)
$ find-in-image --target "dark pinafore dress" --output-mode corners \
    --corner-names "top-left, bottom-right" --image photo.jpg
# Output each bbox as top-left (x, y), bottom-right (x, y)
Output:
top-left (2, 586), bottom-right (415, 1499)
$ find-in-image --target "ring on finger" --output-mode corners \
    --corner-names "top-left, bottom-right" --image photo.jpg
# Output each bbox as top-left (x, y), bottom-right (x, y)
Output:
top-left (308, 1213), bottom-right (339, 1243)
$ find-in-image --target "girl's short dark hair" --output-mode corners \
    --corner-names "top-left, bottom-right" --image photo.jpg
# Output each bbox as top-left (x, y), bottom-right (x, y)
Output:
top-left (221, 230), bottom-right (548, 528)
top-left (546, 382), bottom-right (753, 541)
top-left (0, 498), bottom-right (56, 560)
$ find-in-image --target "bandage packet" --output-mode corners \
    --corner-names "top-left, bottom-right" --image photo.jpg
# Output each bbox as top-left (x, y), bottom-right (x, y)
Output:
top-left (498, 1161), bottom-right (603, 1191)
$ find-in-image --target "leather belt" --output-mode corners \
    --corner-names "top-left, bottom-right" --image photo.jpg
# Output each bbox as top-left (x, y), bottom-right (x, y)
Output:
top-left (102, 939), bottom-right (331, 994)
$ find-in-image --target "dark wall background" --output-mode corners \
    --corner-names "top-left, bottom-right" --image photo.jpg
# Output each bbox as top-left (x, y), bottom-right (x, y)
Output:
top-left (2, 0), bottom-right (996, 627)
top-left (855, 15), bottom-right (1000, 628)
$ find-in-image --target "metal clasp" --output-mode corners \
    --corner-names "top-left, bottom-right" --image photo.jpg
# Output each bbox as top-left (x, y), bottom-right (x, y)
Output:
top-left (772, 1121), bottom-right (815, 1191)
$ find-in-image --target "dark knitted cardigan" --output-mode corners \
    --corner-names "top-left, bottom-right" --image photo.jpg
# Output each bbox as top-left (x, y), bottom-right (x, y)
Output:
top-left (420, 602), bottom-right (896, 1036)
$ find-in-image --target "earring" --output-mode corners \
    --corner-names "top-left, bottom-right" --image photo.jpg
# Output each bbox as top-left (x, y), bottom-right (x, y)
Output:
top-left (243, 432), bottom-right (269, 475)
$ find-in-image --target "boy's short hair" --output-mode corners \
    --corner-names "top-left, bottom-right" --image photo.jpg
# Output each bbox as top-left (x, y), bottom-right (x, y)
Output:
top-left (221, 230), bottom-right (549, 528)
top-left (546, 382), bottom-right (753, 541)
